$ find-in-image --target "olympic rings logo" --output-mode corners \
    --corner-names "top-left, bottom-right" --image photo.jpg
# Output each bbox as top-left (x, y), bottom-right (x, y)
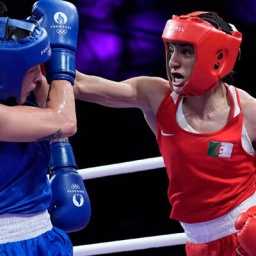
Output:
top-left (56, 29), bottom-right (67, 35)
top-left (71, 184), bottom-right (80, 189)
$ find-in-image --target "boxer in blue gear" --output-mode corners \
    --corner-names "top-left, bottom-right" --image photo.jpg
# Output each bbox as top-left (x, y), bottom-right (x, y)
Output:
top-left (0, 1), bottom-right (78, 255)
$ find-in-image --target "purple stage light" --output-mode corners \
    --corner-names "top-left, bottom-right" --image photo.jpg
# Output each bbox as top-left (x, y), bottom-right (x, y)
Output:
top-left (76, 0), bottom-right (170, 79)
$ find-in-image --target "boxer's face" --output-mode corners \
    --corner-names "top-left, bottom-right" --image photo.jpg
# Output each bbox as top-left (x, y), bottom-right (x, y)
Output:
top-left (167, 42), bottom-right (196, 94)
top-left (19, 65), bottom-right (42, 104)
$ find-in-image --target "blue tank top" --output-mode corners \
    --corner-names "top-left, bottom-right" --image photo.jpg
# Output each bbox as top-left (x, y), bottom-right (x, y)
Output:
top-left (0, 94), bottom-right (51, 214)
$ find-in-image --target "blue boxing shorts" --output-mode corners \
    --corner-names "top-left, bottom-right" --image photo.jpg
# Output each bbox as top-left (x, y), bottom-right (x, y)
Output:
top-left (0, 211), bottom-right (73, 256)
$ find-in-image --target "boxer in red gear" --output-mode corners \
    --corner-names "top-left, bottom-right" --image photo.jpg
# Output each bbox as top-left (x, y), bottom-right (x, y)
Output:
top-left (73, 11), bottom-right (256, 255)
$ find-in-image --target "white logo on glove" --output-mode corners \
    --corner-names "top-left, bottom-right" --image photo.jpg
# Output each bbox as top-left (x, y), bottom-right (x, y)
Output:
top-left (73, 194), bottom-right (84, 207)
top-left (54, 12), bottom-right (67, 25)
top-left (53, 12), bottom-right (68, 35)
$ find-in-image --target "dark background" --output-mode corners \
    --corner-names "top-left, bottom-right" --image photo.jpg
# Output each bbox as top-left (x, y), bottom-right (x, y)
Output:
top-left (4, 0), bottom-right (256, 255)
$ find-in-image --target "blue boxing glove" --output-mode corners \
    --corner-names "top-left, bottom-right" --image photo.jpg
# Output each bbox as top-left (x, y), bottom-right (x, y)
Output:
top-left (31, 0), bottom-right (78, 84)
top-left (49, 139), bottom-right (91, 233)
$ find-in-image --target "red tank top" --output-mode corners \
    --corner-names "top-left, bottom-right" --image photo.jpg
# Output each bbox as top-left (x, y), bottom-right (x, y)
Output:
top-left (156, 86), bottom-right (256, 223)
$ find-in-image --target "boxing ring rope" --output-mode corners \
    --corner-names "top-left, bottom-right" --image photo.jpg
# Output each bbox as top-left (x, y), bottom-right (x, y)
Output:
top-left (78, 156), bottom-right (165, 180)
top-left (74, 157), bottom-right (187, 256)
top-left (73, 233), bottom-right (187, 256)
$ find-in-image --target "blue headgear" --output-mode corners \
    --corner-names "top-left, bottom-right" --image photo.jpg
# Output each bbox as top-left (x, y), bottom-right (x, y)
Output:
top-left (0, 17), bottom-right (51, 104)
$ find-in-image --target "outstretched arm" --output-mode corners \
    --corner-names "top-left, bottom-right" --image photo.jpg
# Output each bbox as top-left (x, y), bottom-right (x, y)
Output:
top-left (74, 70), bottom-right (170, 111)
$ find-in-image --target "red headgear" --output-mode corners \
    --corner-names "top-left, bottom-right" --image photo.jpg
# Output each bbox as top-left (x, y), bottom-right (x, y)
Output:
top-left (162, 11), bottom-right (242, 97)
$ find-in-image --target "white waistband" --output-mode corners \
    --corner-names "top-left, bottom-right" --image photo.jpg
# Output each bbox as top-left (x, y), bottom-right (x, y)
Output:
top-left (0, 211), bottom-right (52, 244)
top-left (180, 193), bottom-right (256, 244)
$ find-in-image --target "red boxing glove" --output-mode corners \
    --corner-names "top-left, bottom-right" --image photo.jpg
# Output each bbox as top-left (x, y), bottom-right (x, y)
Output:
top-left (235, 206), bottom-right (256, 256)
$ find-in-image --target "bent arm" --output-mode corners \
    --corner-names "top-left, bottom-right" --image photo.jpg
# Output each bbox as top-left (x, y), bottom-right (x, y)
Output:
top-left (0, 79), bottom-right (76, 142)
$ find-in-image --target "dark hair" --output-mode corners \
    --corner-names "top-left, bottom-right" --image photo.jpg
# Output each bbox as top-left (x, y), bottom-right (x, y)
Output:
top-left (198, 12), bottom-right (239, 84)
top-left (198, 12), bottom-right (233, 34)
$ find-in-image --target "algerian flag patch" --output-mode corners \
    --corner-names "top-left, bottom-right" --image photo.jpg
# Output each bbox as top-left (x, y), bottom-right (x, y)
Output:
top-left (207, 141), bottom-right (233, 158)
